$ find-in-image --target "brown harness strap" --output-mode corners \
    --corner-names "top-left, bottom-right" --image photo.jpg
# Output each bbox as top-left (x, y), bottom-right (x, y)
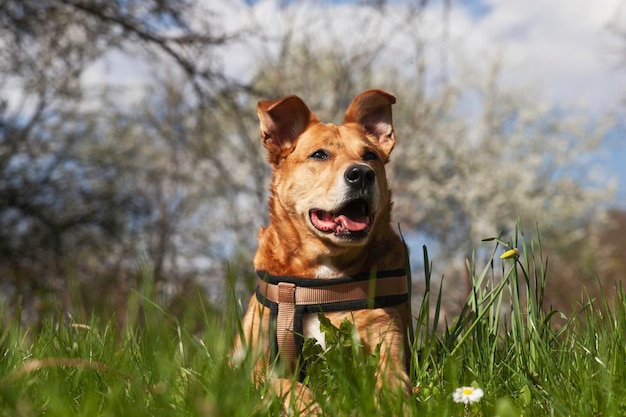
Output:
top-left (256, 271), bottom-right (409, 372)
top-left (276, 282), bottom-right (297, 369)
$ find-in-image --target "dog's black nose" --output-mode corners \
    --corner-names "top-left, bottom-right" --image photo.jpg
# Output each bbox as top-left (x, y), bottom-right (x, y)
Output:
top-left (344, 164), bottom-right (376, 189)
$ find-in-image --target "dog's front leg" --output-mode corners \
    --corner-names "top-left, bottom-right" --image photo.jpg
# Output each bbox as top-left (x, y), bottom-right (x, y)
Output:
top-left (232, 297), bottom-right (272, 383)
top-left (351, 307), bottom-right (411, 395)
top-left (234, 298), bottom-right (322, 415)
top-left (270, 378), bottom-right (322, 416)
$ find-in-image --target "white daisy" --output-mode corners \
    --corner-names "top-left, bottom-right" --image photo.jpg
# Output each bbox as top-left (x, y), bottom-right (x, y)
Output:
top-left (453, 386), bottom-right (484, 404)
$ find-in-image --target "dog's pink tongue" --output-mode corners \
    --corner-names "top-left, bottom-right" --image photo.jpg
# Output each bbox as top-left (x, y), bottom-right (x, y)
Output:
top-left (335, 214), bottom-right (368, 232)
top-left (311, 210), bottom-right (369, 233)
top-left (312, 211), bottom-right (337, 231)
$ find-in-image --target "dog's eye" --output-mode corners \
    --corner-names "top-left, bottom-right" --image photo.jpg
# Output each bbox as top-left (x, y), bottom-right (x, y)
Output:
top-left (309, 149), bottom-right (330, 160)
top-left (363, 150), bottom-right (378, 161)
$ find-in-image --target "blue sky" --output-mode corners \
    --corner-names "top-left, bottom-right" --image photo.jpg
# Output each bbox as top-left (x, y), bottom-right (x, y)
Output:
top-left (604, 125), bottom-right (626, 206)
top-left (458, 0), bottom-right (493, 18)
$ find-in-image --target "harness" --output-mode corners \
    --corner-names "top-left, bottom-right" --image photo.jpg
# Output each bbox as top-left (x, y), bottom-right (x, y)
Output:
top-left (255, 269), bottom-right (409, 373)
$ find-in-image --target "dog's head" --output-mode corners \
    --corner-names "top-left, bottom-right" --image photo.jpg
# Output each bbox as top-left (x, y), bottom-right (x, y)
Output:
top-left (257, 89), bottom-right (396, 248)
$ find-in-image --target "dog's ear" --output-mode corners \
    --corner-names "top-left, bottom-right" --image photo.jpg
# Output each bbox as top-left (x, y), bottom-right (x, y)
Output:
top-left (343, 89), bottom-right (396, 157)
top-left (257, 95), bottom-right (318, 164)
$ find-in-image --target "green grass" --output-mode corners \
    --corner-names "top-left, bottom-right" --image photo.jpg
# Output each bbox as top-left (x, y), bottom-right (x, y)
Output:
top-left (1, 219), bottom-right (625, 416)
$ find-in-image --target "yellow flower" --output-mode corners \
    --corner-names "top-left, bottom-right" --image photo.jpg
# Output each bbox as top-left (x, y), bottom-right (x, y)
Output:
top-left (500, 248), bottom-right (520, 260)
top-left (453, 386), bottom-right (484, 404)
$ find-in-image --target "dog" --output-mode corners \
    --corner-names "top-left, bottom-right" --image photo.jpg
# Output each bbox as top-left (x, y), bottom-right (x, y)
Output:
top-left (233, 89), bottom-right (411, 415)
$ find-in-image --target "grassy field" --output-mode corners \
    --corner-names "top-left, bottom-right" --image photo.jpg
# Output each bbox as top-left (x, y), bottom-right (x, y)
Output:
top-left (1, 221), bottom-right (625, 416)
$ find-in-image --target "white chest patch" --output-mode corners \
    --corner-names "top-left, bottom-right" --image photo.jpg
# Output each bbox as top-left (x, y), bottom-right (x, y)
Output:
top-left (305, 262), bottom-right (352, 351)
top-left (302, 313), bottom-right (327, 350)
top-left (315, 264), bottom-right (338, 278)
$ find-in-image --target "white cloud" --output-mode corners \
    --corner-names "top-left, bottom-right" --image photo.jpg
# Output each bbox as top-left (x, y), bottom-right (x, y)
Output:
top-left (448, 0), bottom-right (626, 113)
top-left (207, 0), bottom-right (625, 116)
top-left (82, 50), bottom-right (153, 88)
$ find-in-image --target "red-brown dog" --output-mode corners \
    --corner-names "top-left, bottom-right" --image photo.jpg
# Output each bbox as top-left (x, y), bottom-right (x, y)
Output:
top-left (234, 89), bottom-right (411, 415)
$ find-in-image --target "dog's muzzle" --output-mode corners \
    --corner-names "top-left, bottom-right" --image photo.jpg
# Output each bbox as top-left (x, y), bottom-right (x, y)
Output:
top-left (309, 164), bottom-right (378, 239)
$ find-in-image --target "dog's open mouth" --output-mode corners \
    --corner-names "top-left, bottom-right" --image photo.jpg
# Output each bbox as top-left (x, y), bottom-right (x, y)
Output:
top-left (309, 199), bottom-right (373, 238)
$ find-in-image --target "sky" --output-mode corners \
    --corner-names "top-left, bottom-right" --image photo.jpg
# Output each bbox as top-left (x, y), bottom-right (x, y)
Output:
top-left (449, 0), bottom-right (626, 205)
top-left (82, 0), bottom-right (626, 205)
top-left (450, 0), bottom-right (624, 108)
